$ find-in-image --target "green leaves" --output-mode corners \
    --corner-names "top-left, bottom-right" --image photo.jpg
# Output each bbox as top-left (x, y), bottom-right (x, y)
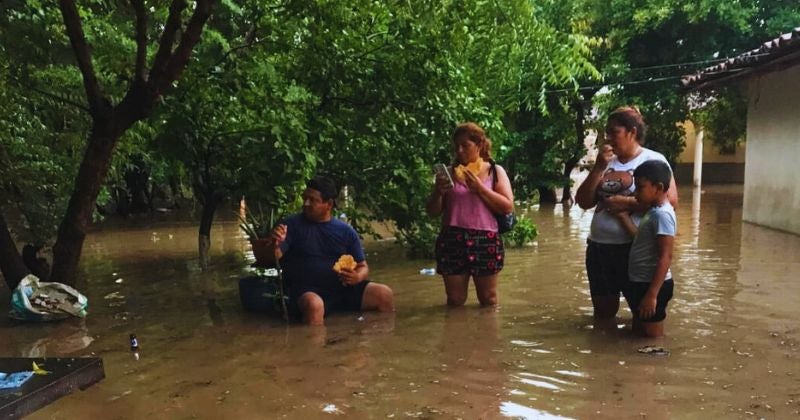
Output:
top-left (692, 87), bottom-right (747, 154)
top-left (505, 214), bottom-right (538, 248)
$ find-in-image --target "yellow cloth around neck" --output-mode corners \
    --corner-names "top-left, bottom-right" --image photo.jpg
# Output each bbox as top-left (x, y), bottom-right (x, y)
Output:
top-left (453, 158), bottom-right (484, 182)
top-left (333, 254), bottom-right (357, 272)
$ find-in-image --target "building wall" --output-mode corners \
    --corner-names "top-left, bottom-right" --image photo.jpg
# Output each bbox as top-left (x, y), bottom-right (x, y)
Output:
top-left (675, 120), bottom-right (746, 184)
top-left (744, 64), bottom-right (800, 235)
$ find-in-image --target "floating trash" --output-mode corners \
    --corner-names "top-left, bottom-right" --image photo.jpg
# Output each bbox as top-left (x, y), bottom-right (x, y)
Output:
top-left (638, 345), bottom-right (670, 356)
top-left (322, 403), bottom-right (342, 414)
top-left (32, 361), bottom-right (51, 375)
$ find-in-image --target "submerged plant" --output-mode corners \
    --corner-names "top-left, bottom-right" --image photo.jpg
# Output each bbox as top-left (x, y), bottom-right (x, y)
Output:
top-left (505, 215), bottom-right (538, 247)
top-left (238, 204), bottom-right (276, 241)
top-left (239, 203), bottom-right (289, 321)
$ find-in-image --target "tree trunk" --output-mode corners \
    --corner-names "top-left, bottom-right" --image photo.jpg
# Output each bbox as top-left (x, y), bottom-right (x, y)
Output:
top-left (198, 189), bottom-right (222, 270)
top-left (538, 187), bottom-right (558, 204)
top-left (562, 98), bottom-right (588, 205)
top-left (50, 0), bottom-right (216, 286)
top-left (50, 123), bottom-right (119, 285)
top-left (0, 209), bottom-right (29, 290)
top-left (199, 234), bottom-right (211, 270)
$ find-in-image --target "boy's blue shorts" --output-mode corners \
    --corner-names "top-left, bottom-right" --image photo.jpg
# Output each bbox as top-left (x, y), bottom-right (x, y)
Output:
top-left (622, 279), bottom-right (673, 322)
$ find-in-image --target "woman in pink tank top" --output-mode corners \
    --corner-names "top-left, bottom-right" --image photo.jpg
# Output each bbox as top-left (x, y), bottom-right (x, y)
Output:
top-left (425, 122), bottom-right (514, 306)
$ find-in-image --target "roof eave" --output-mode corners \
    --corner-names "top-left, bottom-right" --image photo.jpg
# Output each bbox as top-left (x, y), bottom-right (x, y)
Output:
top-left (684, 49), bottom-right (800, 92)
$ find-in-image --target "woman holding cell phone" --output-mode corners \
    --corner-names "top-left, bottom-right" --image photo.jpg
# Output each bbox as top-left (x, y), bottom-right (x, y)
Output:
top-left (425, 122), bottom-right (514, 307)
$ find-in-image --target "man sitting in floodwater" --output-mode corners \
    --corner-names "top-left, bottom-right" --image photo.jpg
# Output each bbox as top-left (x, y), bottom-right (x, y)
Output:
top-left (263, 176), bottom-right (395, 325)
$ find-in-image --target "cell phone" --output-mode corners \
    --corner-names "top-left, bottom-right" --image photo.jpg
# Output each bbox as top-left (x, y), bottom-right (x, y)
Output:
top-left (433, 163), bottom-right (454, 188)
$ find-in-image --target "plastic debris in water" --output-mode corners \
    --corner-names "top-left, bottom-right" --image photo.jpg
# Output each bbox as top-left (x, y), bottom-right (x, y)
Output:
top-left (130, 334), bottom-right (139, 351)
top-left (0, 372), bottom-right (35, 389)
top-left (419, 268), bottom-right (436, 275)
top-left (637, 345), bottom-right (670, 356)
top-left (32, 361), bottom-right (51, 375)
top-left (322, 403), bottom-right (342, 414)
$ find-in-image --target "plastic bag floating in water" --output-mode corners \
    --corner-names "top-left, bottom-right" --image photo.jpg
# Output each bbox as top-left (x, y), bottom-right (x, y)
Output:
top-left (9, 274), bottom-right (88, 321)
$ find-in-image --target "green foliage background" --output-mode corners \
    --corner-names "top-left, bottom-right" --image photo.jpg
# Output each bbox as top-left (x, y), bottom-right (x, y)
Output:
top-left (0, 0), bottom-right (797, 259)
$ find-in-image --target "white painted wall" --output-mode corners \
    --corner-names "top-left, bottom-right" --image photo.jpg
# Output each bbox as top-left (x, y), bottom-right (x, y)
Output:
top-left (745, 64), bottom-right (800, 235)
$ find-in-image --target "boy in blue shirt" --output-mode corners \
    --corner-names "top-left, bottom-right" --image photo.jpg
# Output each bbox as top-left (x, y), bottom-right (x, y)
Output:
top-left (616, 160), bottom-right (676, 337)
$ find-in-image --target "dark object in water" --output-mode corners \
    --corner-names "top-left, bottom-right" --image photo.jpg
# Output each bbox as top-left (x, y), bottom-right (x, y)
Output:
top-left (22, 245), bottom-right (50, 282)
top-left (325, 336), bottom-right (347, 346)
top-left (637, 345), bottom-right (670, 356)
top-left (0, 357), bottom-right (104, 418)
top-left (129, 334), bottom-right (139, 351)
top-left (239, 275), bottom-right (286, 314)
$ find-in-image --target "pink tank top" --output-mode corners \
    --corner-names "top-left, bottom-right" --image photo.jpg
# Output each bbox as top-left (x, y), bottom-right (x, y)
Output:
top-left (443, 177), bottom-right (499, 231)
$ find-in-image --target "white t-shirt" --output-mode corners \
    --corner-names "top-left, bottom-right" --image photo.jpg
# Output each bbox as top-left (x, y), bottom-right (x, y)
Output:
top-left (588, 148), bottom-right (669, 244)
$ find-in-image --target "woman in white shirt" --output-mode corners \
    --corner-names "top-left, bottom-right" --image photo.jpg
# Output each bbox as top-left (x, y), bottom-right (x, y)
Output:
top-left (575, 106), bottom-right (678, 322)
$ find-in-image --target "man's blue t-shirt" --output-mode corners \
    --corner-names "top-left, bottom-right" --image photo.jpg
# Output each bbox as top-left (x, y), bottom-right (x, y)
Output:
top-left (278, 214), bottom-right (365, 294)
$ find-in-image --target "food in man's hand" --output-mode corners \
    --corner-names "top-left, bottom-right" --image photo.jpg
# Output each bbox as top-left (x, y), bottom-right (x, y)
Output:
top-left (333, 254), bottom-right (357, 272)
top-left (453, 158), bottom-right (484, 182)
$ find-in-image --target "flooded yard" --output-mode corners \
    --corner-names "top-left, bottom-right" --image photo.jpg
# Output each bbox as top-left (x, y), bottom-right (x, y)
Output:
top-left (2, 185), bottom-right (799, 419)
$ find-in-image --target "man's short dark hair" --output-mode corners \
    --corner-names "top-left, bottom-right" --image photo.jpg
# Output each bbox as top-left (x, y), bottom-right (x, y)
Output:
top-left (307, 176), bottom-right (338, 202)
top-left (634, 160), bottom-right (672, 190)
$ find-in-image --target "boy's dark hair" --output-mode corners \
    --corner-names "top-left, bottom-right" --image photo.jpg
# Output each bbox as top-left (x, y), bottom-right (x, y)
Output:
top-left (634, 160), bottom-right (672, 190)
top-left (307, 176), bottom-right (338, 203)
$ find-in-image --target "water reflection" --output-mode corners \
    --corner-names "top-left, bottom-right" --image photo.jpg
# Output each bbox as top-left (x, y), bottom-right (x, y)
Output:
top-left (500, 401), bottom-right (573, 419)
top-left (2, 185), bottom-right (799, 418)
top-left (435, 308), bottom-right (503, 418)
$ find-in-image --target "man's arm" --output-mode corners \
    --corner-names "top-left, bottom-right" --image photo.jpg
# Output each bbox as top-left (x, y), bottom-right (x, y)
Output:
top-left (263, 223), bottom-right (287, 264)
top-left (340, 260), bottom-right (369, 286)
top-left (638, 234), bottom-right (673, 320)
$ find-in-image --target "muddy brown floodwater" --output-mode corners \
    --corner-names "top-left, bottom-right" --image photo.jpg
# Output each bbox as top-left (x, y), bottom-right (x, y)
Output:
top-left (1, 185), bottom-right (799, 419)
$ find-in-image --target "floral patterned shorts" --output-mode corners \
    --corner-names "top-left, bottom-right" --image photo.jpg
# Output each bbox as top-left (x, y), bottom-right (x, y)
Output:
top-left (435, 226), bottom-right (505, 277)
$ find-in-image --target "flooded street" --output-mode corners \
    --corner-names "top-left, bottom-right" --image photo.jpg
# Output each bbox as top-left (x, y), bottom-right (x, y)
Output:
top-left (2, 185), bottom-right (799, 419)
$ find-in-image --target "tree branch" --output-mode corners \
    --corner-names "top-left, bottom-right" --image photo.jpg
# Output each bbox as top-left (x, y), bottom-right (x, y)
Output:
top-left (6, 74), bottom-right (90, 112)
top-left (58, 0), bottom-right (105, 114)
top-left (27, 85), bottom-right (91, 113)
top-left (149, 0), bottom-right (188, 87)
top-left (156, 0), bottom-right (216, 94)
top-left (131, 0), bottom-right (148, 81)
top-left (212, 127), bottom-right (271, 138)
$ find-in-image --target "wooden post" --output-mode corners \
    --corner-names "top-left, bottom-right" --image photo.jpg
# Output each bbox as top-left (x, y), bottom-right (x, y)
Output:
top-left (693, 127), bottom-right (704, 187)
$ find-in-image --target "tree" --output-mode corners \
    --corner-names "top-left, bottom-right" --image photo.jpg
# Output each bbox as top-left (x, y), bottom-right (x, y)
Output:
top-left (278, 0), bottom-right (599, 254)
top-left (0, 0), bottom-right (218, 288)
top-left (580, 0), bottom-right (800, 167)
top-left (155, 58), bottom-right (316, 267)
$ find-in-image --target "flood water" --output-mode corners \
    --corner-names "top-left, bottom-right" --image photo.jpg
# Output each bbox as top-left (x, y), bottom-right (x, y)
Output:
top-left (2, 185), bottom-right (799, 419)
